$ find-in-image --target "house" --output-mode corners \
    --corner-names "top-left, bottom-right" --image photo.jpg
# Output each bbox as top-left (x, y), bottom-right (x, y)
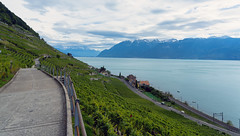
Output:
top-left (127, 74), bottom-right (136, 87)
top-left (100, 71), bottom-right (110, 76)
top-left (89, 72), bottom-right (97, 76)
top-left (139, 81), bottom-right (150, 87)
top-left (88, 65), bottom-right (94, 69)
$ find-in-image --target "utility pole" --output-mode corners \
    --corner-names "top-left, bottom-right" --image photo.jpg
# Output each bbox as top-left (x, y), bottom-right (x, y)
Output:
top-left (192, 101), bottom-right (199, 110)
top-left (213, 112), bottom-right (223, 122)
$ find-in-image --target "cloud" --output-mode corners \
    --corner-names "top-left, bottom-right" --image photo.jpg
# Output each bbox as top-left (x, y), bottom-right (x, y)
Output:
top-left (185, 7), bottom-right (198, 14)
top-left (22, 0), bottom-right (55, 14)
top-left (50, 40), bottom-right (114, 51)
top-left (22, 0), bottom-right (80, 14)
top-left (105, 1), bottom-right (118, 11)
top-left (28, 18), bottom-right (41, 22)
top-left (157, 18), bottom-right (193, 30)
top-left (87, 30), bottom-right (137, 39)
top-left (2, 0), bottom-right (240, 51)
top-left (53, 27), bottom-right (80, 35)
top-left (220, 4), bottom-right (240, 11)
top-left (182, 20), bottom-right (224, 30)
top-left (157, 18), bottom-right (223, 31)
top-left (151, 9), bottom-right (166, 14)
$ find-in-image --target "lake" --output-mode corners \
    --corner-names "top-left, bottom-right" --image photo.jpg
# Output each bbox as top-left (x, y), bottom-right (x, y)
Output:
top-left (77, 57), bottom-right (240, 127)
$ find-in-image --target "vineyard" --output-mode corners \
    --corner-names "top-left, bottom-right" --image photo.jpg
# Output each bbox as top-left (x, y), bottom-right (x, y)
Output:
top-left (0, 41), bottom-right (34, 87)
top-left (0, 21), bottom-right (63, 87)
top-left (0, 3), bottom-right (230, 135)
top-left (41, 57), bottom-right (228, 136)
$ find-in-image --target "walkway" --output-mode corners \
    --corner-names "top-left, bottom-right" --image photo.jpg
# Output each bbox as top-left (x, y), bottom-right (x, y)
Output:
top-left (0, 68), bottom-right (67, 136)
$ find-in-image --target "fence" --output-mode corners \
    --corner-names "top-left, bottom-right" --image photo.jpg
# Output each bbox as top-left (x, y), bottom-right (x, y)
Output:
top-left (40, 64), bottom-right (87, 136)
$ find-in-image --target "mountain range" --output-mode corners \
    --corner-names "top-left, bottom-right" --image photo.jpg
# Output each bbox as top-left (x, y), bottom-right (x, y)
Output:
top-left (55, 46), bottom-right (100, 57)
top-left (98, 37), bottom-right (240, 60)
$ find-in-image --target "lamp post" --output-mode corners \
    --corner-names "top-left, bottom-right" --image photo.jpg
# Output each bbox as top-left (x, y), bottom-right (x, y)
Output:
top-left (192, 101), bottom-right (198, 110)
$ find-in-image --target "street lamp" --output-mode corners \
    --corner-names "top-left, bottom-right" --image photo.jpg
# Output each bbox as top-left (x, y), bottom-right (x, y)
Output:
top-left (192, 101), bottom-right (198, 110)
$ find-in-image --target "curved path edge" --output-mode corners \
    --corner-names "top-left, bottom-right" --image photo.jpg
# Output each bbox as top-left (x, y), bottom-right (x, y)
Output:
top-left (41, 70), bottom-right (73, 136)
top-left (0, 69), bottom-right (20, 93)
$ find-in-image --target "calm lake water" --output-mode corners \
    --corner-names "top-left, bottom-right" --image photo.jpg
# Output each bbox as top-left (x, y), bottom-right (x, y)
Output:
top-left (77, 57), bottom-right (240, 127)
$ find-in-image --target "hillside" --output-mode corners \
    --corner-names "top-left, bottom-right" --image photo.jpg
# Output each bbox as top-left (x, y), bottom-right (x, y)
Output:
top-left (98, 38), bottom-right (240, 60)
top-left (0, 2), bottom-right (39, 37)
top-left (0, 2), bottom-right (229, 135)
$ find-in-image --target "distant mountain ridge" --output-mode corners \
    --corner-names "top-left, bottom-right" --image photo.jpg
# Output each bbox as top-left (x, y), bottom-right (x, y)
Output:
top-left (55, 46), bottom-right (100, 57)
top-left (98, 37), bottom-right (240, 60)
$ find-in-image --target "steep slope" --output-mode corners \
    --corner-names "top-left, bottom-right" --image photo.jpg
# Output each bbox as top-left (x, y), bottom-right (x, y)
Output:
top-left (0, 2), bottom-right (83, 86)
top-left (0, 2), bottom-right (229, 135)
top-left (0, 2), bottom-right (39, 37)
top-left (98, 38), bottom-right (240, 60)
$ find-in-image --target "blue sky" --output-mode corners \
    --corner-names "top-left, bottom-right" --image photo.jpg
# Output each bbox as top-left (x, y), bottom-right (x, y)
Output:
top-left (1, 0), bottom-right (240, 51)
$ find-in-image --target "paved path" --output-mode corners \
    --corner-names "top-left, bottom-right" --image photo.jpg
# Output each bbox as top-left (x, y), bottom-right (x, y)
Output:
top-left (118, 78), bottom-right (240, 136)
top-left (0, 68), bottom-right (67, 136)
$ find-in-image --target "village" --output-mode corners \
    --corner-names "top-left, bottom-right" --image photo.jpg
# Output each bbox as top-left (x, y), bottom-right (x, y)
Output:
top-left (92, 66), bottom-right (171, 103)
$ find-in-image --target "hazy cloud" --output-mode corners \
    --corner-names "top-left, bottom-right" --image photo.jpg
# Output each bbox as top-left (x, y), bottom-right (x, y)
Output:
top-left (151, 9), bottom-right (166, 14)
top-left (157, 18), bottom-right (193, 30)
top-left (220, 4), bottom-right (240, 11)
top-left (2, 0), bottom-right (240, 51)
top-left (87, 30), bottom-right (137, 39)
top-left (182, 20), bottom-right (223, 30)
top-left (105, 1), bottom-right (118, 11)
top-left (28, 18), bottom-right (41, 22)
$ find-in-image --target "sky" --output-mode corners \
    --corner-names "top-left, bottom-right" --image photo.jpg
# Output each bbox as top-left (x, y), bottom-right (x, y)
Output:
top-left (1, 0), bottom-right (240, 51)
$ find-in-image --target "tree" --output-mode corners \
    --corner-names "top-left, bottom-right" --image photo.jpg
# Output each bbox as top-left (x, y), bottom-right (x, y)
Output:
top-left (227, 120), bottom-right (233, 126)
top-left (99, 66), bottom-right (106, 73)
top-left (119, 72), bottom-right (122, 77)
top-left (135, 80), bottom-right (138, 88)
top-left (56, 54), bottom-right (60, 58)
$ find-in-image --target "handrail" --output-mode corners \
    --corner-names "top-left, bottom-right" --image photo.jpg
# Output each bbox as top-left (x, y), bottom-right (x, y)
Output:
top-left (40, 64), bottom-right (87, 136)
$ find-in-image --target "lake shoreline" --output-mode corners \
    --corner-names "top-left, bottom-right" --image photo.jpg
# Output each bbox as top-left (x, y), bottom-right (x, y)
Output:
top-left (77, 57), bottom-right (240, 127)
top-left (109, 73), bottom-right (240, 134)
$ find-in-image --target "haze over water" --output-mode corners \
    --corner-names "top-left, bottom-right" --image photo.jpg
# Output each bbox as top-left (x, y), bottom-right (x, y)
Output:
top-left (77, 57), bottom-right (240, 127)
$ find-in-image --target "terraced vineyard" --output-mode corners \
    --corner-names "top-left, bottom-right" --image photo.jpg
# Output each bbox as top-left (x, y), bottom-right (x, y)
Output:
top-left (0, 17), bottom-right (64, 87)
top-left (0, 2), bottom-right (229, 135)
top-left (42, 56), bottom-right (228, 136)
top-left (0, 40), bottom-right (34, 87)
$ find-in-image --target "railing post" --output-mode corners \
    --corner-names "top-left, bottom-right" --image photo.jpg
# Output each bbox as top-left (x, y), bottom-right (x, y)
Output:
top-left (76, 100), bottom-right (87, 136)
top-left (75, 99), bottom-right (80, 136)
top-left (67, 75), bottom-right (71, 96)
top-left (56, 68), bottom-right (58, 79)
top-left (60, 69), bottom-right (62, 79)
top-left (69, 81), bottom-right (74, 115)
top-left (53, 68), bottom-right (55, 78)
top-left (64, 72), bottom-right (66, 87)
top-left (70, 81), bottom-right (77, 113)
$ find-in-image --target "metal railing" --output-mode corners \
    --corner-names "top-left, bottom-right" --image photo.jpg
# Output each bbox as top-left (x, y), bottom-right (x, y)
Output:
top-left (40, 64), bottom-right (87, 136)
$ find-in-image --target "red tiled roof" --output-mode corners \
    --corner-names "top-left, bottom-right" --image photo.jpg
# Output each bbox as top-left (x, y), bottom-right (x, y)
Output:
top-left (139, 81), bottom-right (150, 86)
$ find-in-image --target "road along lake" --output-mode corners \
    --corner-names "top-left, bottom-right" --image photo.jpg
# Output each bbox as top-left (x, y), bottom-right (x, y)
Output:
top-left (77, 57), bottom-right (240, 127)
